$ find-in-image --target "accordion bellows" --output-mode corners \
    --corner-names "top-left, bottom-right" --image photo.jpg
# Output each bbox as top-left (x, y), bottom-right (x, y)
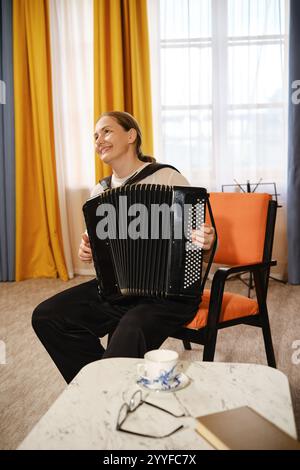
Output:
top-left (83, 184), bottom-right (208, 301)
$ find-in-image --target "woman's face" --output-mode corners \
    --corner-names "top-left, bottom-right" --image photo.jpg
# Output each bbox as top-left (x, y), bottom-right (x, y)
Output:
top-left (94, 116), bottom-right (135, 164)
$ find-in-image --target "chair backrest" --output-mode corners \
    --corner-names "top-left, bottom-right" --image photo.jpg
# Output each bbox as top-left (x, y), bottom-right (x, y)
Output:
top-left (208, 193), bottom-right (274, 266)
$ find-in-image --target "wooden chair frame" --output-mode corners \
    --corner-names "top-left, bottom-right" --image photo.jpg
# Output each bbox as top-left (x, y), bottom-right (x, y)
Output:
top-left (171, 199), bottom-right (277, 368)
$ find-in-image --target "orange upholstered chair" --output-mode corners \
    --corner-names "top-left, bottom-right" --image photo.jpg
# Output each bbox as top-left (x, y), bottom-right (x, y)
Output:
top-left (172, 192), bottom-right (277, 367)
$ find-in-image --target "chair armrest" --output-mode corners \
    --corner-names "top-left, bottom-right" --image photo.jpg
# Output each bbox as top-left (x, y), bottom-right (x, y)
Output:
top-left (213, 260), bottom-right (276, 285)
top-left (206, 260), bottom-right (276, 328)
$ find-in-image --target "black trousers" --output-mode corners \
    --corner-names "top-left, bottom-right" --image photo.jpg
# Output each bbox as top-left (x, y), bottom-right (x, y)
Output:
top-left (32, 279), bottom-right (198, 383)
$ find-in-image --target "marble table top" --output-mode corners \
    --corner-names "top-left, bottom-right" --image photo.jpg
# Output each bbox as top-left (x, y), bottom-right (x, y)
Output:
top-left (18, 358), bottom-right (297, 450)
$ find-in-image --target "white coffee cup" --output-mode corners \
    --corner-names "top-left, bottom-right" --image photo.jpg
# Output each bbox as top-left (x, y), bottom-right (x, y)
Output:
top-left (137, 349), bottom-right (179, 384)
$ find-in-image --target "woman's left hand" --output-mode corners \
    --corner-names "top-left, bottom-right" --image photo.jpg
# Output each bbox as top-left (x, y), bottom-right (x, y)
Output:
top-left (192, 223), bottom-right (215, 251)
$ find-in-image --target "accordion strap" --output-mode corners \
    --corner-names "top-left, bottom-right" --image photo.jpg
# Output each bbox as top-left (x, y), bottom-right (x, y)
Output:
top-left (99, 163), bottom-right (180, 191)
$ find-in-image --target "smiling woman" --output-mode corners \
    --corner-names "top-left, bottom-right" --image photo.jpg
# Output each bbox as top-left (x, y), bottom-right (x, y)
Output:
top-left (95, 112), bottom-right (155, 171)
top-left (94, 116), bottom-right (139, 170)
top-left (31, 110), bottom-right (215, 384)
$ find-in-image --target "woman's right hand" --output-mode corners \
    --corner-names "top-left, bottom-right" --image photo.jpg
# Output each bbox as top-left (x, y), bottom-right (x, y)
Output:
top-left (78, 233), bottom-right (93, 263)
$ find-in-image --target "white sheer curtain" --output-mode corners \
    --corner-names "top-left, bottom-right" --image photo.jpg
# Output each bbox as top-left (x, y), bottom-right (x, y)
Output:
top-left (49, 0), bottom-right (94, 276)
top-left (148, 0), bottom-right (289, 277)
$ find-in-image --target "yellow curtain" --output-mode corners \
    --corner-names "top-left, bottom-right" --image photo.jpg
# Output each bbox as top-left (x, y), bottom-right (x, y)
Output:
top-left (94, 0), bottom-right (154, 182)
top-left (13, 0), bottom-right (68, 281)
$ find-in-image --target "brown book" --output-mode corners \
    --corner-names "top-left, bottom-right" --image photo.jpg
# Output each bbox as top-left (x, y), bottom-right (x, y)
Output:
top-left (196, 406), bottom-right (300, 450)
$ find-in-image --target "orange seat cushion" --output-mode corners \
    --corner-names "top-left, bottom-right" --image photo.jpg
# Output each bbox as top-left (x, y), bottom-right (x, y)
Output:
top-left (186, 289), bottom-right (259, 330)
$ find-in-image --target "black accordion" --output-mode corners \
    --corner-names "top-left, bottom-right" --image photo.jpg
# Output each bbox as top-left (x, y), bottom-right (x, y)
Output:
top-left (83, 184), bottom-right (214, 302)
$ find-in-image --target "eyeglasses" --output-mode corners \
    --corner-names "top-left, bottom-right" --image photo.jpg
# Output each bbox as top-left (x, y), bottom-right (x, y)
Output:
top-left (116, 389), bottom-right (185, 439)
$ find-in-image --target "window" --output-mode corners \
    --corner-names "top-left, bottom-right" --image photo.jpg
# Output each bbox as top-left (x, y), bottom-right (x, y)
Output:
top-left (158, 0), bottom-right (288, 191)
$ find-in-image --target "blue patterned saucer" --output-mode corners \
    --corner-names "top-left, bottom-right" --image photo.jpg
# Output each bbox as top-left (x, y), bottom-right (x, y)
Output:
top-left (137, 372), bottom-right (190, 392)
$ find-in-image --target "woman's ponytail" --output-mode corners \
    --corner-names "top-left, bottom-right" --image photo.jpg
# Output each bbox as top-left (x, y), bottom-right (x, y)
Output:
top-left (137, 152), bottom-right (156, 163)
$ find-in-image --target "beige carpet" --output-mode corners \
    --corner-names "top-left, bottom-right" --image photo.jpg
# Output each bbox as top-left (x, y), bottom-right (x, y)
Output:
top-left (0, 275), bottom-right (300, 449)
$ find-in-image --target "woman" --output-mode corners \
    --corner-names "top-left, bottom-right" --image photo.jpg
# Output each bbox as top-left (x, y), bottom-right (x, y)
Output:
top-left (32, 111), bottom-right (215, 384)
